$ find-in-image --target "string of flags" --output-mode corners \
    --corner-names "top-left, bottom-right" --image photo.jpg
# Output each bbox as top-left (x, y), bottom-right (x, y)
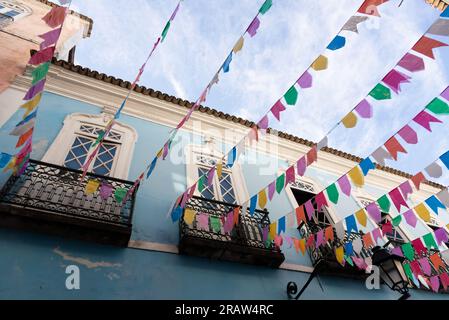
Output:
top-left (4, 0), bottom-right (71, 175)
top-left (234, 87), bottom-right (449, 240)
top-left (128, 0), bottom-right (274, 196)
top-left (170, 0), bottom-right (395, 212)
top-left (80, 0), bottom-right (183, 178)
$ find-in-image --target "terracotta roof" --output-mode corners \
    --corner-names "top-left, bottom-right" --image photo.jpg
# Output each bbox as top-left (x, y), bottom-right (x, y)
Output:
top-left (48, 57), bottom-right (446, 190)
top-left (37, 0), bottom-right (94, 37)
top-left (425, 0), bottom-right (448, 11)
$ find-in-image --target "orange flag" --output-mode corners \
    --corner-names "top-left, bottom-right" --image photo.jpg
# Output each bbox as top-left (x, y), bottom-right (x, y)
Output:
top-left (362, 233), bottom-right (374, 248)
top-left (324, 226), bottom-right (334, 242)
top-left (430, 253), bottom-right (446, 272)
top-left (16, 128), bottom-right (33, 148)
top-left (358, 0), bottom-right (388, 17)
top-left (233, 207), bottom-right (240, 225)
top-left (412, 36), bottom-right (448, 59)
top-left (295, 206), bottom-right (306, 225)
top-left (384, 136), bottom-right (407, 161)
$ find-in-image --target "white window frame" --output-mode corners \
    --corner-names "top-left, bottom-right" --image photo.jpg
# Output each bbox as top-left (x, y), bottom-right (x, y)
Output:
top-left (185, 143), bottom-right (249, 204)
top-left (0, 0), bottom-right (32, 21)
top-left (42, 113), bottom-right (138, 180)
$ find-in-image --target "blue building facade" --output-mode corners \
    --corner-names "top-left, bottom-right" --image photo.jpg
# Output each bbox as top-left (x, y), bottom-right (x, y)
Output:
top-left (0, 57), bottom-right (448, 300)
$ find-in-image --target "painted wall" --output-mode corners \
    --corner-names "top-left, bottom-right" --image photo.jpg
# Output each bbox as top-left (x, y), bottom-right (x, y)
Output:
top-left (0, 90), bottom-right (447, 299)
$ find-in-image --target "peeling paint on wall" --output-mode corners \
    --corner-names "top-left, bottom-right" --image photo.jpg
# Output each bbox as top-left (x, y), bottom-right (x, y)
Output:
top-left (53, 247), bottom-right (122, 269)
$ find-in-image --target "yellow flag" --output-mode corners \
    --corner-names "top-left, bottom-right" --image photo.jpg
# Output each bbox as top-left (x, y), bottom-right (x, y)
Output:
top-left (355, 209), bottom-right (367, 227)
top-left (348, 166), bottom-right (364, 188)
top-left (85, 179), bottom-right (100, 195)
top-left (20, 93), bottom-right (42, 118)
top-left (335, 246), bottom-right (345, 265)
top-left (415, 203), bottom-right (430, 222)
top-left (269, 222), bottom-right (277, 241)
top-left (311, 55), bottom-right (328, 71)
top-left (156, 148), bottom-right (163, 158)
top-left (341, 112), bottom-right (358, 129)
top-left (216, 163), bottom-right (223, 179)
top-left (233, 36), bottom-right (244, 53)
top-left (258, 189), bottom-right (267, 209)
top-left (184, 208), bottom-right (196, 225)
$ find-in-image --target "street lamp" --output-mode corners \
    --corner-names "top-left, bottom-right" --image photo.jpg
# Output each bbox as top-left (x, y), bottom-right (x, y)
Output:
top-left (371, 246), bottom-right (411, 300)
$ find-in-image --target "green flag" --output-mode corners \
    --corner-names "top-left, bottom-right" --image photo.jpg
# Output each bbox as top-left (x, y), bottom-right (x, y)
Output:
top-left (284, 85), bottom-right (298, 105)
top-left (423, 233), bottom-right (438, 250)
top-left (210, 216), bottom-right (221, 233)
top-left (161, 21), bottom-right (171, 42)
top-left (401, 243), bottom-right (415, 261)
top-left (114, 188), bottom-right (127, 203)
top-left (276, 173), bottom-right (285, 194)
top-left (369, 84), bottom-right (391, 100)
top-left (259, 0), bottom-right (272, 14)
top-left (32, 62), bottom-right (50, 85)
top-left (326, 183), bottom-right (339, 204)
top-left (426, 98), bottom-right (449, 115)
top-left (403, 263), bottom-right (414, 281)
top-left (392, 215), bottom-right (402, 227)
top-left (377, 195), bottom-right (391, 213)
top-left (198, 175), bottom-right (206, 193)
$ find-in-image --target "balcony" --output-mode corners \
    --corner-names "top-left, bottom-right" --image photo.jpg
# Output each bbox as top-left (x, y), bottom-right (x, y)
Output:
top-left (0, 159), bottom-right (137, 246)
top-left (179, 196), bottom-right (285, 268)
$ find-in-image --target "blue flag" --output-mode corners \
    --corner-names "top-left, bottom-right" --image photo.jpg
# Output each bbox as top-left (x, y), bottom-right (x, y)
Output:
top-left (360, 157), bottom-right (375, 176)
top-left (278, 216), bottom-right (286, 234)
top-left (327, 35), bottom-right (346, 51)
top-left (440, 150), bottom-right (449, 170)
top-left (249, 195), bottom-right (258, 216)
top-left (425, 195), bottom-right (446, 214)
top-left (345, 215), bottom-right (358, 233)
top-left (222, 52), bottom-right (233, 73)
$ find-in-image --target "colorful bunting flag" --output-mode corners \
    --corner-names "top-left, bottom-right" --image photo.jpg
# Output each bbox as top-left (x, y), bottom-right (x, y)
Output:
top-left (327, 35), bottom-right (346, 51)
top-left (425, 195), bottom-right (446, 214)
top-left (382, 69), bottom-right (411, 94)
top-left (297, 71), bottom-right (313, 89)
top-left (389, 188), bottom-right (409, 212)
top-left (247, 16), bottom-right (260, 37)
top-left (426, 98), bottom-right (449, 115)
top-left (326, 183), bottom-right (339, 204)
top-left (275, 173), bottom-right (285, 194)
top-left (425, 162), bottom-right (443, 178)
top-left (403, 209), bottom-right (417, 228)
top-left (270, 100), bottom-right (286, 122)
top-left (366, 203), bottom-right (381, 223)
top-left (341, 16), bottom-right (369, 33)
top-left (345, 215), bottom-right (358, 233)
top-left (398, 125), bottom-right (418, 145)
top-left (354, 99), bottom-right (373, 119)
top-left (397, 53), bottom-right (425, 73)
top-left (284, 85), bottom-right (298, 105)
top-left (337, 175), bottom-right (351, 197)
top-left (369, 83), bottom-right (391, 100)
top-left (377, 194), bottom-right (391, 213)
top-left (360, 157), bottom-right (375, 176)
top-left (348, 166), bottom-right (364, 188)
top-left (411, 172), bottom-right (426, 190)
top-left (355, 209), bottom-right (367, 227)
top-left (428, 19), bottom-right (449, 37)
top-left (412, 36), bottom-right (448, 60)
top-left (311, 55), bottom-right (328, 71)
top-left (341, 112), bottom-right (358, 129)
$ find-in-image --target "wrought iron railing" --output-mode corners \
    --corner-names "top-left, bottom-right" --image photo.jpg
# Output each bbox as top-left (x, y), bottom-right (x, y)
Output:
top-left (0, 159), bottom-right (137, 227)
top-left (180, 196), bottom-right (280, 253)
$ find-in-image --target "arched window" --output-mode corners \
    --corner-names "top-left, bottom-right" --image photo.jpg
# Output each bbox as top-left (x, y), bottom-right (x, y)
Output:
top-left (42, 113), bottom-right (138, 180)
top-left (0, 0), bottom-right (32, 28)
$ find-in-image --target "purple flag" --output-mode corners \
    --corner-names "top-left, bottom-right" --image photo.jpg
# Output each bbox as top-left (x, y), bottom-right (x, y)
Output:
top-left (316, 230), bottom-right (325, 247)
top-left (39, 27), bottom-right (62, 49)
top-left (398, 53), bottom-right (425, 73)
top-left (337, 175), bottom-right (351, 197)
top-left (398, 125), bottom-right (418, 144)
top-left (413, 110), bottom-right (442, 132)
top-left (99, 183), bottom-right (113, 200)
top-left (268, 181), bottom-right (276, 201)
top-left (366, 203), bottom-right (381, 223)
top-left (197, 213), bottom-right (210, 231)
top-left (372, 228), bottom-right (382, 244)
top-left (170, 2), bottom-right (180, 21)
top-left (297, 71), bottom-right (313, 89)
top-left (419, 258), bottom-right (432, 276)
top-left (403, 209), bottom-right (417, 228)
top-left (430, 276), bottom-right (440, 293)
top-left (382, 69), bottom-right (411, 94)
top-left (435, 228), bottom-right (449, 245)
top-left (391, 247), bottom-right (404, 257)
top-left (258, 115), bottom-right (269, 130)
top-left (246, 17), bottom-right (260, 37)
top-left (305, 199), bottom-right (315, 220)
top-left (354, 99), bottom-right (373, 119)
top-left (296, 156), bottom-right (307, 176)
top-left (270, 100), bottom-right (286, 121)
top-left (441, 86), bottom-right (449, 101)
top-left (224, 211), bottom-right (234, 234)
top-left (24, 79), bottom-right (46, 100)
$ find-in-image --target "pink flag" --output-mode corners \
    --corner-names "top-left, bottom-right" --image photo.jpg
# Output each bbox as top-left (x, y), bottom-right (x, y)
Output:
top-left (352, 256), bottom-right (368, 270)
top-left (354, 99), bottom-right (373, 119)
top-left (337, 175), bottom-right (351, 197)
top-left (316, 229), bottom-right (325, 247)
top-left (197, 213), bottom-right (210, 231)
top-left (382, 221), bottom-right (392, 236)
top-left (268, 181), bottom-right (276, 201)
top-left (391, 247), bottom-right (404, 257)
top-left (99, 183), bottom-right (113, 200)
top-left (382, 69), bottom-right (411, 94)
top-left (399, 181), bottom-right (413, 200)
top-left (42, 6), bottom-right (67, 28)
top-left (389, 188), bottom-right (409, 212)
top-left (224, 211), bottom-right (234, 234)
top-left (28, 46), bottom-right (55, 65)
top-left (412, 238), bottom-right (427, 256)
top-left (23, 79), bottom-right (46, 100)
top-left (305, 199), bottom-right (315, 220)
top-left (398, 53), bottom-right (425, 73)
top-left (419, 258), bottom-right (432, 276)
top-left (413, 110), bottom-right (442, 132)
top-left (274, 235), bottom-right (283, 248)
top-left (162, 142), bottom-right (169, 160)
top-left (270, 100), bottom-right (286, 121)
top-left (246, 17), bottom-right (260, 37)
top-left (285, 166), bottom-right (295, 185)
top-left (398, 125), bottom-right (418, 144)
top-left (430, 276), bottom-right (440, 293)
top-left (403, 209), bottom-right (417, 228)
top-left (366, 203), bottom-right (381, 223)
top-left (297, 71), bottom-right (313, 89)
top-left (257, 115), bottom-right (269, 130)
top-left (296, 156), bottom-right (307, 176)
top-left (371, 228), bottom-right (382, 244)
top-left (315, 192), bottom-right (328, 211)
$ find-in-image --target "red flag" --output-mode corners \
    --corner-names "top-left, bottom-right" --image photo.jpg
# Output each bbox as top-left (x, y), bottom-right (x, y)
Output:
top-left (412, 36), bottom-right (448, 59)
top-left (411, 172), bottom-right (426, 190)
top-left (358, 0), bottom-right (389, 16)
top-left (42, 6), bottom-right (67, 28)
top-left (384, 136), bottom-right (407, 161)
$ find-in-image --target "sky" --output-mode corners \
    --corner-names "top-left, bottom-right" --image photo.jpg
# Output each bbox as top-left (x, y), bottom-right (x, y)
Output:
top-left (69, 0), bottom-right (449, 185)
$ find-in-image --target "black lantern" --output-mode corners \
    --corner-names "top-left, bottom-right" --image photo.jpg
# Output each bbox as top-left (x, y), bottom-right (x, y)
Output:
top-left (371, 246), bottom-right (410, 300)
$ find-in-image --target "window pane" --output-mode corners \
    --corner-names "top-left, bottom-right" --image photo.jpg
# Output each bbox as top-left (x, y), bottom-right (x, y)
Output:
top-left (64, 136), bottom-right (92, 170)
top-left (198, 167), bottom-right (215, 200)
top-left (4, 10), bottom-right (20, 17)
top-left (220, 172), bottom-right (236, 204)
top-left (92, 143), bottom-right (117, 176)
